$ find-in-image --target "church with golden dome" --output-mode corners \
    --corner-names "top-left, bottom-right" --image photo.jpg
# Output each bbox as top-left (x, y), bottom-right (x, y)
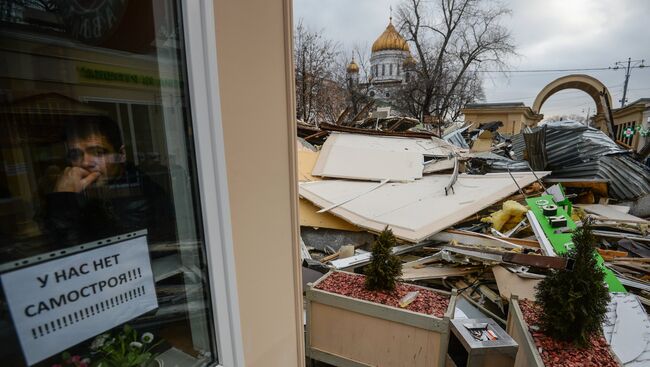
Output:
top-left (346, 18), bottom-right (417, 103)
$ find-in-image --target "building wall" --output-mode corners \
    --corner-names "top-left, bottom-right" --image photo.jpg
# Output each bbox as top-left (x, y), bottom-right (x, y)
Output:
top-left (612, 104), bottom-right (649, 152)
top-left (213, 1), bottom-right (304, 366)
top-left (369, 50), bottom-right (408, 83)
top-left (462, 108), bottom-right (541, 135)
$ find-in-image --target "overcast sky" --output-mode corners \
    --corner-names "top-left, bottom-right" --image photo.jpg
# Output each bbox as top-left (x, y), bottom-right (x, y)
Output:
top-left (294, 0), bottom-right (650, 118)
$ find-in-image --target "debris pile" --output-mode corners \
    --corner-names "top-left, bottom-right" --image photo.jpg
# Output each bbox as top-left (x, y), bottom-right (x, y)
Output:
top-left (298, 116), bottom-right (650, 365)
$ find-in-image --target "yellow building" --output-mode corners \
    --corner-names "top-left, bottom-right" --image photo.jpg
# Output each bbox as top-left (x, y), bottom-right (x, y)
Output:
top-left (612, 98), bottom-right (650, 152)
top-left (461, 102), bottom-right (542, 135)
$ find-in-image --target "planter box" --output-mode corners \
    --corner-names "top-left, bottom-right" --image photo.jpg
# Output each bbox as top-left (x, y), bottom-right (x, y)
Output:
top-left (305, 271), bottom-right (457, 367)
top-left (505, 296), bottom-right (621, 367)
top-left (505, 296), bottom-right (544, 367)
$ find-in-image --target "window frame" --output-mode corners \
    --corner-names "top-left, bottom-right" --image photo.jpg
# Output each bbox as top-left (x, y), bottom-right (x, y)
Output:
top-left (181, 1), bottom-right (245, 366)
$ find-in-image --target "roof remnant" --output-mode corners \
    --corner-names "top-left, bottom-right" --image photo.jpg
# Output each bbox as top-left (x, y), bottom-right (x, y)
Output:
top-left (300, 172), bottom-right (550, 242)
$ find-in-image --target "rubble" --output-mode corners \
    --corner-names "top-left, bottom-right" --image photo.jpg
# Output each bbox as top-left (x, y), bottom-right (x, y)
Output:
top-left (298, 115), bottom-right (650, 366)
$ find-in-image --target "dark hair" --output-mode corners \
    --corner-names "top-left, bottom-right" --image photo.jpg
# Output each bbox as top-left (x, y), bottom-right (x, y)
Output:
top-left (63, 115), bottom-right (123, 150)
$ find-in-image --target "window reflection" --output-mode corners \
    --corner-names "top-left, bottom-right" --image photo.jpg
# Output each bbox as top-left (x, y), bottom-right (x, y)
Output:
top-left (1, 1), bottom-right (217, 366)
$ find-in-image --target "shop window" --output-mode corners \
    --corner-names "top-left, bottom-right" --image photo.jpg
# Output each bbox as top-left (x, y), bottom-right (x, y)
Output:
top-left (382, 64), bottom-right (385, 76)
top-left (389, 64), bottom-right (393, 76)
top-left (0, 1), bottom-right (219, 366)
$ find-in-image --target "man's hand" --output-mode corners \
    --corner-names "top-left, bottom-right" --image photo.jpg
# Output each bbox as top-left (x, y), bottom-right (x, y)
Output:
top-left (54, 167), bottom-right (101, 193)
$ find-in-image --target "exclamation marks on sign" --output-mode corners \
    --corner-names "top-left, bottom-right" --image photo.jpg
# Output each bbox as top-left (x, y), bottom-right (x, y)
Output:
top-left (44, 323), bottom-right (49, 334)
top-left (137, 268), bottom-right (141, 278)
top-left (63, 316), bottom-right (68, 327)
top-left (69, 314), bottom-right (74, 325)
top-left (101, 301), bottom-right (106, 312)
top-left (32, 328), bottom-right (37, 339)
top-left (74, 311), bottom-right (79, 322)
top-left (57, 319), bottom-right (62, 329)
top-left (38, 325), bottom-right (43, 337)
top-left (127, 269), bottom-right (133, 281)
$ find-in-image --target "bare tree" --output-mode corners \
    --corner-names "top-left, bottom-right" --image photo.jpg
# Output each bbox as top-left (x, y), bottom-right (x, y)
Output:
top-left (395, 0), bottom-right (515, 133)
top-left (331, 44), bottom-right (374, 120)
top-left (294, 20), bottom-right (344, 124)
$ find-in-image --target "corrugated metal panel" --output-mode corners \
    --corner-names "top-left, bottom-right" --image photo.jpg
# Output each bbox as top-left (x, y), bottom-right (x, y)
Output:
top-left (510, 121), bottom-right (649, 200)
top-left (550, 155), bottom-right (650, 200)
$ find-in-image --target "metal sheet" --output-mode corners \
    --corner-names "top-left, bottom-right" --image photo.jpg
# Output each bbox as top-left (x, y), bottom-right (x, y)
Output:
top-left (603, 293), bottom-right (650, 366)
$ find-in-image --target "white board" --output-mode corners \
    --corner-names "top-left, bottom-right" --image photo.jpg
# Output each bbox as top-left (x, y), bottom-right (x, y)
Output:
top-left (300, 172), bottom-right (549, 242)
top-left (1, 236), bottom-right (158, 365)
top-left (312, 132), bottom-right (464, 182)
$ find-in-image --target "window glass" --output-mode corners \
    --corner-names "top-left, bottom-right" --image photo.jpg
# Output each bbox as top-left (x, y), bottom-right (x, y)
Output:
top-left (0, 1), bottom-right (218, 366)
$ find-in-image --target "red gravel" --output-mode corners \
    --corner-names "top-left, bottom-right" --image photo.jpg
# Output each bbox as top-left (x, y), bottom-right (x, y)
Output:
top-left (519, 300), bottom-right (619, 367)
top-left (315, 271), bottom-right (450, 318)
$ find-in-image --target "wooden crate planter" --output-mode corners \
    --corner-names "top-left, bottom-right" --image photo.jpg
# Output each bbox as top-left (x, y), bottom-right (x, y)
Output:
top-left (505, 296), bottom-right (544, 367)
top-left (506, 296), bottom-right (621, 367)
top-left (305, 271), bottom-right (457, 367)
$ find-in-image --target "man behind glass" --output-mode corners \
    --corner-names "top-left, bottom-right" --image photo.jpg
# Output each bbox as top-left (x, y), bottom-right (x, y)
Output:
top-left (45, 115), bottom-right (175, 249)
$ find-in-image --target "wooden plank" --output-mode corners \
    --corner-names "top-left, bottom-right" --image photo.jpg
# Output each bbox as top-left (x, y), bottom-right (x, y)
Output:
top-left (502, 252), bottom-right (569, 270)
top-left (309, 302), bottom-right (443, 367)
top-left (306, 286), bottom-right (448, 332)
top-left (401, 266), bottom-right (478, 281)
top-left (493, 266), bottom-right (540, 301)
top-left (597, 248), bottom-right (629, 261)
top-left (506, 298), bottom-right (545, 367)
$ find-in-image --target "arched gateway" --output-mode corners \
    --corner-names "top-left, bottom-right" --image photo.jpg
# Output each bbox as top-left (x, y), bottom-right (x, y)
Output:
top-left (532, 74), bottom-right (615, 134)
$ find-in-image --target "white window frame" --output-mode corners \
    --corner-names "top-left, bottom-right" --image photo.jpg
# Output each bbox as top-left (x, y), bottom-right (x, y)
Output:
top-left (182, 1), bottom-right (245, 366)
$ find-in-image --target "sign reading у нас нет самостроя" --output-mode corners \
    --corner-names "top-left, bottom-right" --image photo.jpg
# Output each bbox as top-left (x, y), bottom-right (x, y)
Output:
top-left (1, 236), bottom-right (158, 366)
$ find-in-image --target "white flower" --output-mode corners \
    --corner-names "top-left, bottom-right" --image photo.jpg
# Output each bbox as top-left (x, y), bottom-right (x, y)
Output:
top-left (90, 334), bottom-right (110, 350)
top-left (141, 332), bottom-right (154, 344)
top-left (129, 341), bottom-right (143, 349)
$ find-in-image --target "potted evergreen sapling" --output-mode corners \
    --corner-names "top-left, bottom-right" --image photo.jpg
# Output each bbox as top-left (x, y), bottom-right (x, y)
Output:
top-left (506, 220), bottom-right (618, 367)
top-left (304, 227), bottom-right (457, 367)
top-left (364, 226), bottom-right (402, 292)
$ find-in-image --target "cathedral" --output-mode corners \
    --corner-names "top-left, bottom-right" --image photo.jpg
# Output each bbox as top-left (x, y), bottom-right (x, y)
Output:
top-left (346, 18), bottom-right (417, 104)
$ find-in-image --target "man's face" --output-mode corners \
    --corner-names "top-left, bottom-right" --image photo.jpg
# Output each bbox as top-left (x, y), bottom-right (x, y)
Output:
top-left (66, 133), bottom-right (125, 183)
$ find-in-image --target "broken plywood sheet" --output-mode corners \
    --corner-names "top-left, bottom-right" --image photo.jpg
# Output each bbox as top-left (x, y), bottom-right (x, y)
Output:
top-left (312, 132), bottom-right (463, 182)
top-left (423, 157), bottom-right (456, 173)
top-left (298, 150), bottom-right (362, 230)
top-left (299, 199), bottom-right (361, 231)
top-left (298, 150), bottom-right (320, 182)
top-left (401, 265), bottom-right (477, 281)
top-left (492, 266), bottom-right (540, 301)
top-left (578, 204), bottom-right (647, 223)
top-left (299, 172), bottom-right (550, 243)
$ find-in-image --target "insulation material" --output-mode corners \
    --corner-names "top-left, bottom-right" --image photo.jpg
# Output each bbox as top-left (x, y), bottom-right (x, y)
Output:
top-left (312, 132), bottom-right (463, 182)
top-left (481, 200), bottom-right (529, 231)
top-left (299, 172), bottom-right (550, 242)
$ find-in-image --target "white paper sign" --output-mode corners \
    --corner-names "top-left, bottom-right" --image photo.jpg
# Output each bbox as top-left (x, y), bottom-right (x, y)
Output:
top-left (1, 236), bottom-right (158, 366)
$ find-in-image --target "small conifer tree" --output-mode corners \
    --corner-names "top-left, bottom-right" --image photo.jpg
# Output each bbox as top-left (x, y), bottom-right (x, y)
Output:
top-left (535, 220), bottom-right (610, 346)
top-left (365, 227), bottom-right (402, 292)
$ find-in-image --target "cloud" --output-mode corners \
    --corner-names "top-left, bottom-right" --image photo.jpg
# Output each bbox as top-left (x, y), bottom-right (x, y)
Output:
top-left (294, 0), bottom-right (650, 116)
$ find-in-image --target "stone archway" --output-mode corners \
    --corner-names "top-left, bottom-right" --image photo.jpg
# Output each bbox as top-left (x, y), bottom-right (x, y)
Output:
top-left (532, 74), bottom-right (614, 135)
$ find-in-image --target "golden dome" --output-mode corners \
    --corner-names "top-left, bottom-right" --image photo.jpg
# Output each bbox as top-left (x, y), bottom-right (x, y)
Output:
top-left (346, 57), bottom-right (359, 73)
top-left (371, 19), bottom-right (410, 53)
top-left (403, 54), bottom-right (417, 67)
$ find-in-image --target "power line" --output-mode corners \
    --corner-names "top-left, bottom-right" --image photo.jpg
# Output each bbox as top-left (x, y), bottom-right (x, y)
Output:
top-left (613, 58), bottom-right (646, 107)
top-left (476, 65), bottom-right (646, 73)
